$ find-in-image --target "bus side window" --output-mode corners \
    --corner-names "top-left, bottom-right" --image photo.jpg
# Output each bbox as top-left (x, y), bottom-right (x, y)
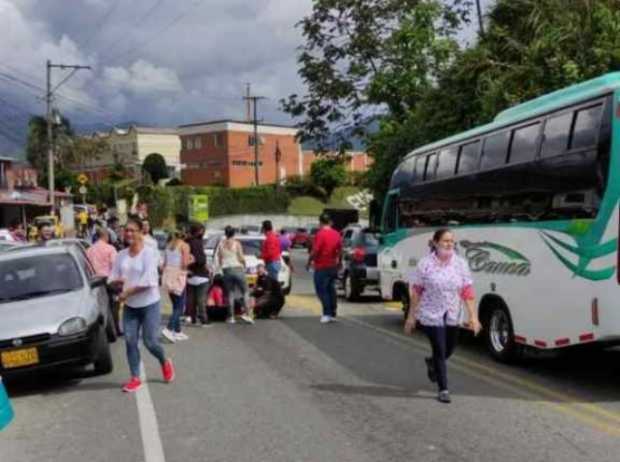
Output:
top-left (383, 195), bottom-right (400, 233)
top-left (542, 111), bottom-right (573, 158)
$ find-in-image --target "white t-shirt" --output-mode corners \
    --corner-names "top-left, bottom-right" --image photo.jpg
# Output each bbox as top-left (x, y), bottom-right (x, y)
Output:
top-left (143, 235), bottom-right (158, 250)
top-left (110, 246), bottom-right (161, 308)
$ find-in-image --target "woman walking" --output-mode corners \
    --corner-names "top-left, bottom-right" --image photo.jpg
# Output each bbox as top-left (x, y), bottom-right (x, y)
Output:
top-left (404, 229), bottom-right (481, 403)
top-left (109, 217), bottom-right (175, 393)
top-left (217, 226), bottom-right (253, 325)
top-left (161, 230), bottom-right (192, 343)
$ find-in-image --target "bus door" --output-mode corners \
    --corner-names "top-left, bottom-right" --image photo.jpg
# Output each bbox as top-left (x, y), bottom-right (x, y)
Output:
top-left (379, 190), bottom-right (402, 300)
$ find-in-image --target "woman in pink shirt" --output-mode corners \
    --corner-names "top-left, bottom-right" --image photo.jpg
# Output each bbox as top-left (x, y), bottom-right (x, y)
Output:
top-left (87, 228), bottom-right (120, 335)
top-left (404, 229), bottom-right (481, 403)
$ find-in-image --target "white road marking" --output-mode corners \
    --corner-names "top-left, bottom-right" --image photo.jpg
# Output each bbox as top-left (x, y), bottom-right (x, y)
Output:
top-left (136, 362), bottom-right (166, 462)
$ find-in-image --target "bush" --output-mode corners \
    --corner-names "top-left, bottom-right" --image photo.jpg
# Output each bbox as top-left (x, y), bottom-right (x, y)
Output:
top-left (139, 185), bottom-right (291, 227)
top-left (285, 175), bottom-right (328, 200)
top-left (310, 158), bottom-right (347, 198)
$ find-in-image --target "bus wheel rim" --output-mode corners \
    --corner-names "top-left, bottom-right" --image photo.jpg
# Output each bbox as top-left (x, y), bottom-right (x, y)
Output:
top-left (490, 310), bottom-right (509, 353)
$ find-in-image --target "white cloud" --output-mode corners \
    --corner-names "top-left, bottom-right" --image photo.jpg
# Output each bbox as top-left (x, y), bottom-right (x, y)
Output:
top-left (102, 59), bottom-right (183, 95)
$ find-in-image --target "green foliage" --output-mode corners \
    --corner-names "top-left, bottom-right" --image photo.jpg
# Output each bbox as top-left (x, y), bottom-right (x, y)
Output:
top-left (288, 0), bottom-right (620, 204)
top-left (138, 186), bottom-right (291, 227)
top-left (26, 115), bottom-right (75, 185)
top-left (310, 158), bottom-right (348, 197)
top-left (142, 153), bottom-right (169, 184)
top-left (284, 175), bottom-right (327, 200)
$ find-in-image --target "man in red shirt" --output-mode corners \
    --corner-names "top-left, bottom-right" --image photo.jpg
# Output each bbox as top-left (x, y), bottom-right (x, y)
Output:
top-left (307, 213), bottom-right (342, 323)
top-left (261, 220), bottom-right (282, 281)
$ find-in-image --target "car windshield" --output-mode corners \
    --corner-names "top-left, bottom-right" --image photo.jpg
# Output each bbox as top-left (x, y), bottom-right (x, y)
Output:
top-left (240, 239), bottom-right (263, 257)
top-left (362, 232), bottom-right (379, 247)
top-left (0, 254), bottom-right (83, 303)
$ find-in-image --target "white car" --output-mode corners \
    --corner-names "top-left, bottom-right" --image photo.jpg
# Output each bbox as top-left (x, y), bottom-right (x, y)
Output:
top-left (0, 229), bottom-right (15, 242)
top-left (212, 235), bottom-right (292, 295)
top-left (203, 231), bottom-right (225, 267)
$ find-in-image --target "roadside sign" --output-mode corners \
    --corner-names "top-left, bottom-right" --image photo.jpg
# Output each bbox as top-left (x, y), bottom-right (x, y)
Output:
top-left (189, 194), bottom-right (209, 223)
top-left (78, 185), bottom-right (88, 195)
top-left (77, 174), bottom-right (88, 185)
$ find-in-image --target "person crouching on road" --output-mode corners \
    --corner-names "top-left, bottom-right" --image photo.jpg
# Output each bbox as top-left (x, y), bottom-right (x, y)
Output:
top-left (161, 230), bottom-right (192, 343)
top-left (307, 213), bottom-right (342, 324)
top-left (109, 217), bottom-right (175, 393)
top-left (251, 263), bottom-right (285, 319)
top-left (86, 228), bottom-right (120, 335)
top-left (260, 220), bottom-right (282, 281)
top-left (218, 226), bottom-right (253, 325)
top-left (404, 228), bottom-right (481, 404)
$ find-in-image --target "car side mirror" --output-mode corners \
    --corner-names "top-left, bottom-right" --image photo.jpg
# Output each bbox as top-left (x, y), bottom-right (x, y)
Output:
top-left (90, 276), bottom-right (106, 289)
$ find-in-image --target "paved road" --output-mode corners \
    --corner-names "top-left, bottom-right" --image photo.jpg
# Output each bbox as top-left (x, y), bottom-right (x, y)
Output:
top-left (3, 248), bottom-right (620, 461)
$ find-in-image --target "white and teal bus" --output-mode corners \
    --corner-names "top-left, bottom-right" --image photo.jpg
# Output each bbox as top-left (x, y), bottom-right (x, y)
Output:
top-left (379, 73), bottom-right (619, 361)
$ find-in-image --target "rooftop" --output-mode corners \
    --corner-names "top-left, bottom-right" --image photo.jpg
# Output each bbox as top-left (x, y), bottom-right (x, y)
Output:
top-left (178, 119), bottom-right (296, 130)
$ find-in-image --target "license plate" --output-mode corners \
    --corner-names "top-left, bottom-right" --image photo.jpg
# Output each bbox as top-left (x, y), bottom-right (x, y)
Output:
top-left (246, 275), bottom-right (257, 286)
top-left (1, 348), bottom-right (39, 369)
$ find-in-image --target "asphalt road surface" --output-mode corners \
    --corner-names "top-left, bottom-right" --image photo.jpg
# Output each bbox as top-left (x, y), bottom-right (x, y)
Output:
top-left (3, 248), bottom-right (620, 461)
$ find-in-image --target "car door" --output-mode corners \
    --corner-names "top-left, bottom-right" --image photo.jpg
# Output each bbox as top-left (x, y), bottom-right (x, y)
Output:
top-left (75, 250), bottom-right (109, 321)
top-left (339, 228), bottom-right (355, 281)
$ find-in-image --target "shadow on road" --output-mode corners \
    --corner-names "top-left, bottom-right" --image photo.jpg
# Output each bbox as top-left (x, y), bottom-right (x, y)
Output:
top-left (4, 367), bottom-right (118, 398)
top-left (279, 313), bottom-right (620, 405)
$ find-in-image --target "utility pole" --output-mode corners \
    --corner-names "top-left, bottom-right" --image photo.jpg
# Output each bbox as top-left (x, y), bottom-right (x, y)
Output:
top-left (475, 0), bottom-right (485, 37)
top-left (46, 60), bottom-right (91, 214)
top-left (245, 83), bottom-right (251, 121)
top-left (243, 93), bottom-right (266, 186)
top-left (275, 140), bottom-right (281, 186)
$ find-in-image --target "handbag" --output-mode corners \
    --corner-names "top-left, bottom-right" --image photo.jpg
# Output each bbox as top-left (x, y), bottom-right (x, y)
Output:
top-left (0, 376), bottom-right (14, 431)
top-left (162, 266), bottom-right (187, 296)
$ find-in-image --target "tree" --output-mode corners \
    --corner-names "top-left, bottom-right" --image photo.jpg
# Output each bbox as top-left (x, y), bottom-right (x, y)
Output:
top-left (142, 153), bottom-right (169, 184)
top-left (25, 115), bottom-right (74, 185)
top-left (281, 0), bottom-right (471, 149)
top-left (310, 158), bottom-right (347, 198)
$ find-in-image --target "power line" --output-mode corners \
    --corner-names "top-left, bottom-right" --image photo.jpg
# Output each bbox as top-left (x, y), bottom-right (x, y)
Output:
top-left (101, 0), bottom-right (204, 65)
top-left (81, 0), bottom-right (122, 50)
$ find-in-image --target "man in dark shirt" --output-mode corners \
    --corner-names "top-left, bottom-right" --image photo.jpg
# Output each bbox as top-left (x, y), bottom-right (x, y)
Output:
top-left (186, 223), bottom-right (209, 325)
top-left (307, 213), bottom-right (342, 324)
top-left (251, 264), bottom-right (285, 319)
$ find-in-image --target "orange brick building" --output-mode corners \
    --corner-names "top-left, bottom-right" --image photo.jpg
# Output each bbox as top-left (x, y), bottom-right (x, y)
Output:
top-left (179, 120), bottom-right (304, 188)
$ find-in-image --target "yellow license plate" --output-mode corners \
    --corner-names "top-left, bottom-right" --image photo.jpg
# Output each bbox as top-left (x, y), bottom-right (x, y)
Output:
top-left (1, 347), bottom-right (40, 369)
top-left (246, 275), bottom-right (257, 286)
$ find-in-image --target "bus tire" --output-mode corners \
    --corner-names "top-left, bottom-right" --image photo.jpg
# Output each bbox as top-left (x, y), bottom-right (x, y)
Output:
top-left (484, 303), bottom-right (517, 363)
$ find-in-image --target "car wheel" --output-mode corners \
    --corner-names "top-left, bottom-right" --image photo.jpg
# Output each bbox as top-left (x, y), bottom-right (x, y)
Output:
top-left (485, 304), bottom-right (517, 362)
top-left (94, 326), bottom-right (113, 375)
top-left (344, 273), bottom-right (361, 302)
top-left (283, 276), bottom-right (292, 296)
top-left (105, 313), bottom-right (117, 343)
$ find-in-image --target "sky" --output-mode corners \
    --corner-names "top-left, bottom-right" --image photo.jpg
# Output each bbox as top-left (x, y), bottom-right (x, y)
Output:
top-left (0, 0), bottom-right (314, 155)
top-left (0, 0), bottom-right (493, 157)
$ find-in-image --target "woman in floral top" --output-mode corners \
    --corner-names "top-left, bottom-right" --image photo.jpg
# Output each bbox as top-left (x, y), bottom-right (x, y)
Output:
top-left (404, 229), bottom-right (481, 403)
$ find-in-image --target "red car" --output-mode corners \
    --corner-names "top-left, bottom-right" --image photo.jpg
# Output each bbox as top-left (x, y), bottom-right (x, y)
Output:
top-left (291, 228), bottom-right (310, 248)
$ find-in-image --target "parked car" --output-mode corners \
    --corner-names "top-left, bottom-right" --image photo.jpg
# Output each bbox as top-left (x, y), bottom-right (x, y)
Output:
top-left (240, 225), bottom-right (261, 235)
top-left (0, 245), bottom-right (115, 376)
top-left (0, 230), bottom-right (15, 242)
top-left (338, 225), bottom-right (380, 301)
top-left (212, 235), bottom-right (292, 295)
top-left (306, 226), bottom-right (320, 252)
top-left (204, 231), bottom-right (224, 267)
top-left (291, 228), bottom-right (310, 248)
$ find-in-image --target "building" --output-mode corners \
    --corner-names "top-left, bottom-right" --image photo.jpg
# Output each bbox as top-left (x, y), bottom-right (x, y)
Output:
top-left (0, 157), bottom-right (72, 227)
top-left (179, 120), bottom-right (302, 188)
top-left (80, 126), bottom-right (181, 183)
top-left (301, 150), bottom-right (372, 176)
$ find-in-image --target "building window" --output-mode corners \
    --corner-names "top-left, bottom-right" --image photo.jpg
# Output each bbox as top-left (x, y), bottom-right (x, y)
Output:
top-left (232, 160), bottom-right (264, 167)
top-left (187, 138), bottom-right (194, 150)
top-left (213, 133), bottom-right (224, 147)
top-left (194, 136), bottom-right (202, 149)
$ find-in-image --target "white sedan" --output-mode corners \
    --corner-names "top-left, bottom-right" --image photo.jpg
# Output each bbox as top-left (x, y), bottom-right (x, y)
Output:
top-left (212, 235), bottom-right (292, 295)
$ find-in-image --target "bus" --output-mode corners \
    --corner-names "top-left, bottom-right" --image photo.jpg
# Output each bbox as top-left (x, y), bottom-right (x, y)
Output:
top-left (378, 73), bottom-right (620, 361)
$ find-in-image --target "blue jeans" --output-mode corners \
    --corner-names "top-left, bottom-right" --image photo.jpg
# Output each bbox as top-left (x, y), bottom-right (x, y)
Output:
top-left (266, 261), bottom-right (281, 281)
top-left (167, 290), bottom-right (186, 333)
top-left (223, 267), bottom-right (248, 318)
top-left (313, 267), bottom-right (338, 317)
top-left (124, 301), bottom-right (167, 378)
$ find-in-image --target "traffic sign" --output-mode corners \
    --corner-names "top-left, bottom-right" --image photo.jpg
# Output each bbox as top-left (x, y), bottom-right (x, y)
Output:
top-left (78, 174), bottom-right (88, 185)
top-left (78, 185), bottom-right (87, 195)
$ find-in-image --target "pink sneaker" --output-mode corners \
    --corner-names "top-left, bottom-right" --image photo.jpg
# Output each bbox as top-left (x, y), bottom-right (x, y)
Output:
top-left (162, 359), bottom-right (175, 383)
top-left (122, 377), bottom-right (142, 393)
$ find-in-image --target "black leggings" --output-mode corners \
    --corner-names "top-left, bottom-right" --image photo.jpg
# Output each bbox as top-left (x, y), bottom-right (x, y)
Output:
top-left (420, 323), bottom-right (459, 391)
